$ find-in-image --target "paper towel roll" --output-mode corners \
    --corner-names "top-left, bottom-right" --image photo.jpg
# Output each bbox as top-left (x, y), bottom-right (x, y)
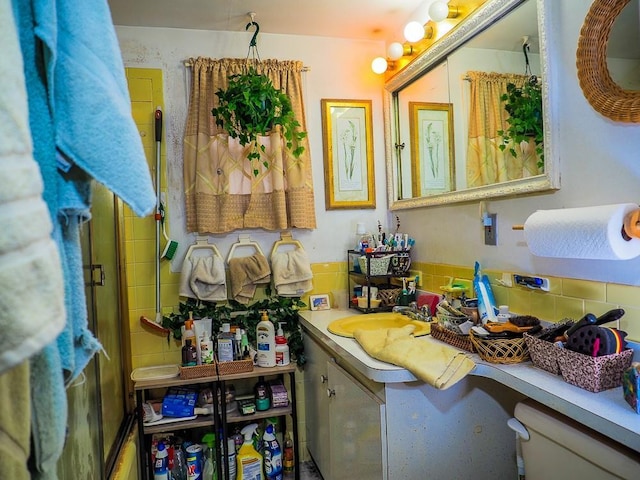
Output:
top-left (524, 203), bottom-right (640, 260)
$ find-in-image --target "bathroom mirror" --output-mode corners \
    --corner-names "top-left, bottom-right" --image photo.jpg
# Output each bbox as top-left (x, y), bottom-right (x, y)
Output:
top-left (384, 0), bottom-right (560, 209)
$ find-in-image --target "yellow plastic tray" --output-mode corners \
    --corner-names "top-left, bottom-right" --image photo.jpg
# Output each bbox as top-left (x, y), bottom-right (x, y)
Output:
top-left (327, 313), bottom-right (431, 338)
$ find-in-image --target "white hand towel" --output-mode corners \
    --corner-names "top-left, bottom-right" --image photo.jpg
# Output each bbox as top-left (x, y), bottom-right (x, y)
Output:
top-left (272, 248), bottom-right (313, 297)
top-left (189, 255), bottom-right (228, 302)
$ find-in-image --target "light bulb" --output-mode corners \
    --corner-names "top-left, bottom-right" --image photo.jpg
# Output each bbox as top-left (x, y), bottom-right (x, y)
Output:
top-left (404, 21), bottom-right (425, 43)
top-left (371, 57), bottom-right (388, 74)
top-left (428, 1), bottom-right (449, 22)
top-left (387, 42), bottom-right (405, 61)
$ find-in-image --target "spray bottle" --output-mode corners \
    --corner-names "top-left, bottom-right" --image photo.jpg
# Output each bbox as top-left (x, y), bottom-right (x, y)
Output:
top-left (201, 433), bottom-right (217, 480)
top-left (262, 423), bottom-right (283, 480)
top-left (236, 423), bottom-right (263, 480)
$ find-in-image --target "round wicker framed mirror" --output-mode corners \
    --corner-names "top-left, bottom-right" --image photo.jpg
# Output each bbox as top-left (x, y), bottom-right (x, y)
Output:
top-left (576, 0), bottom-right (640, 122)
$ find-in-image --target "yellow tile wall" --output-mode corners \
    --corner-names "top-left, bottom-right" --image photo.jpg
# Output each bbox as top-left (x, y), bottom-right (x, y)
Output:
top-left (410, 260), bottom-right (640, 341)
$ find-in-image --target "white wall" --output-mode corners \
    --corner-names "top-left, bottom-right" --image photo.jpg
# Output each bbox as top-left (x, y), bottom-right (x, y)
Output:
top-left (116, 0), bottom-right (640, 286)
top-left (115, 26), bottom-right (391, 267)
top-left (400, 0), bottom-right (640, 286)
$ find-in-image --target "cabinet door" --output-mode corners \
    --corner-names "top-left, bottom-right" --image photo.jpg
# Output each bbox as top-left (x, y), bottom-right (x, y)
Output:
top-left (303, 335), bottom-right (331, 476)
top-left (327, 361), bottom-right (386, 480)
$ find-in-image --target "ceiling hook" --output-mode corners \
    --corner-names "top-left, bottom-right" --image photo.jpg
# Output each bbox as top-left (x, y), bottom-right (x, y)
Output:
top-left (246, 12), bottom-right (260, 47)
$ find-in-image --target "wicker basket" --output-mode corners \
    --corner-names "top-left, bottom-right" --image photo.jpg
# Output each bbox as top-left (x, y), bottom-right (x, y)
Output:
top-left (179, 363), bottom-right (217, 379)
top-left (430, 322), bottom-right (475, 353)
top-left (179, 359), bottom-right (253, 379)
top-left (378, 288), bottom-right (401, 307)
top-left (217, 359), bottom-right (253, 376)
top-left (470, 331), bottom-right (530, 364)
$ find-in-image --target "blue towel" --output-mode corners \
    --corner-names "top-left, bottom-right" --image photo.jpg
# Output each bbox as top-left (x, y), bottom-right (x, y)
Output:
top-left (11, 1), bottom-right (68, 478)
top-left (51, 0), bottom-right (156, 217)
top-left (12, 0), bottom-right (155, 476)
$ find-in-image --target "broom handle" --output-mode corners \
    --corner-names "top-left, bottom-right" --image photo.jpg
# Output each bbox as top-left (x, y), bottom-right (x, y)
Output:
top-left (155, 108), bottom-right (162, 319)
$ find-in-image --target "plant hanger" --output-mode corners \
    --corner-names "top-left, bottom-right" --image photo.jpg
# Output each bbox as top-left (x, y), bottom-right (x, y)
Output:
top-left (521, 36), bottom-right (537, 86)
top-left (246, 12), bottom-right (261, 67)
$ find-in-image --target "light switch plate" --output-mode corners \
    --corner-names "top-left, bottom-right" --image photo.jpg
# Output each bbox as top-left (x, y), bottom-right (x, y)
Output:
top-left (484, 213), bottom-right (497, 245)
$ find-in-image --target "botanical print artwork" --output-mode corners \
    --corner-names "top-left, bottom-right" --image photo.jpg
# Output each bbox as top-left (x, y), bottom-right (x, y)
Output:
top-left (421, 119), bottom-right (446, 190)
top-left (337, 117), bottom-right (363, 191)
top-left (321, 99), bottom-right (375, 209)
top-left (409, 102), bottom-right (453, 197)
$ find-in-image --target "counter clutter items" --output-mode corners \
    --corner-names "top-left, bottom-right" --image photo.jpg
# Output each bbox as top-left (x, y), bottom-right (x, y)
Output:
top-left (299, 308), bottom-right (640, 471)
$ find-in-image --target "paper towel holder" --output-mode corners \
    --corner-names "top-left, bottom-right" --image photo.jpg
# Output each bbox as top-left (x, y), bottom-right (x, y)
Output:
top-left (512, 208), bottom-right (640, 240)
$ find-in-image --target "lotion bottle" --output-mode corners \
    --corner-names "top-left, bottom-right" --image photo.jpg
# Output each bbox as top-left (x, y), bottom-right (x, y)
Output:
top-left (275, 323), bottom-right (290, 366)
top-left (256, 311), bottom-right (276, 367)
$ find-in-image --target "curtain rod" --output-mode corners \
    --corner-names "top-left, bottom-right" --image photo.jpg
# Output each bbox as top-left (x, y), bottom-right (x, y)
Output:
top-left (183, 60), bottom-right (310, 71)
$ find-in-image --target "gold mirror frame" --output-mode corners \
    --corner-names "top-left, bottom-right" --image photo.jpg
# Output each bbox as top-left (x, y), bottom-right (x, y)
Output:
top-left (576, 0), bottom-right (640, 122)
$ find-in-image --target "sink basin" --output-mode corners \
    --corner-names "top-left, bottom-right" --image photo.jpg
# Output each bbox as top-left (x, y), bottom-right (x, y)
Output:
top-left (327, 312), bottom-right (431, 338)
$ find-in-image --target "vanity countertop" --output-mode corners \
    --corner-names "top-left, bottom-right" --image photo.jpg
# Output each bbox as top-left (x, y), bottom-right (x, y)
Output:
top-left (299, 308), bottom-right (640, 453)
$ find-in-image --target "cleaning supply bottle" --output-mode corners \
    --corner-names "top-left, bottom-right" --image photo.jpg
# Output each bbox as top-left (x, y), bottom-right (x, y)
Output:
top-left (275, 323), bottom-right (290, 366)
top-left (217, 323), bottom-right (234, 362)
top-left (236, 423), bottom-right (263, 480)
top-left (256, 311), bottom-right (276, 367)
top-left (202, 433), bottom-right (218, 480)
top-left (172, 438), bottom-right (188, 480)
top-left (153, 441), bottom-right (169, 480)
top-left (262, 424), bottom-right (283, 480)
top-left (283, 432), bottom-right (294, 475)
top-left (254, 376), bottom-right (271, 411)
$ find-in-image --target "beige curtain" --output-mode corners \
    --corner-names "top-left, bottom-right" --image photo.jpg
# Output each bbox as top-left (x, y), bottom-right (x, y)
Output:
top-left (466, 71), bottom-right (540, 188)
top-left (183, 57), bottom-right (316, 233)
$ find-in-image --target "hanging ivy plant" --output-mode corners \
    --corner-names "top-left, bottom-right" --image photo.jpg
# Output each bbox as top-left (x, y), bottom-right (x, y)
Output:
top-left (211, 67), bottom-right (307, 176)
top-left (162, 295), bottom-right (308, 366)
top-left (497, 77), bottom-right (544, 169)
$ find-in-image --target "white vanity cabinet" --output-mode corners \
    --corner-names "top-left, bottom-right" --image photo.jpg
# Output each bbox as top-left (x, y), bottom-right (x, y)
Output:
top-left (302, 313), bottom-right (523, 480)
top-left (304, 334), bottom-right (386, 480)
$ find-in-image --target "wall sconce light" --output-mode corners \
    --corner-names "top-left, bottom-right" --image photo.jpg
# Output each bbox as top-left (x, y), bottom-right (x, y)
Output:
top-left (387, 42), bottom-right (414, 61)
top-left (403, 22), bottom-right (435, 43)
top-left (403, 21), bottom-right (425, 43)
top-left (428, 1), bottom-right (449, 22)
top-left (371, 56), bottom-right (390, 74)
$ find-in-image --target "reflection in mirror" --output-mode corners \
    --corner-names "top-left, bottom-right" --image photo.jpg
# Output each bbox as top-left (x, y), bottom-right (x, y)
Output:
top-left (607, 1), bottom-right (640, 90)
top-left (384, 0), bottom-right (560, 210)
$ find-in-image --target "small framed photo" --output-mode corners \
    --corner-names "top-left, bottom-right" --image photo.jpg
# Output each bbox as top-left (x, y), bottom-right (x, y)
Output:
top-left (310, 294), bottom-right (331, 311)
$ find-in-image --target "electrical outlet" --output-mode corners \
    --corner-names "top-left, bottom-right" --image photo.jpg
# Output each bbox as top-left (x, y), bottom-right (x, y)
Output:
top-left (484, 213), bottom-right (497, 245)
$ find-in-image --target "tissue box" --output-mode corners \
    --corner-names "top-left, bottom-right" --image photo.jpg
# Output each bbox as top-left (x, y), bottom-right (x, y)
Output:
top-left (623, 363), bottom-right (640, 414)
top-left (162, 387), bottom-right (198, 417)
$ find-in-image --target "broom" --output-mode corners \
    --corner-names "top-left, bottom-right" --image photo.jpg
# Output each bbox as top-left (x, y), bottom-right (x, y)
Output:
top-left (140, 107), bottom-right (169, 334)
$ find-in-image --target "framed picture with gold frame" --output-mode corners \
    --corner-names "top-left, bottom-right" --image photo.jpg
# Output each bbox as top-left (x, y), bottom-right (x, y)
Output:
top-left (409, 102), bottom-right (455, 197)
top-left (321, 99), bottom-right (375, 209)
